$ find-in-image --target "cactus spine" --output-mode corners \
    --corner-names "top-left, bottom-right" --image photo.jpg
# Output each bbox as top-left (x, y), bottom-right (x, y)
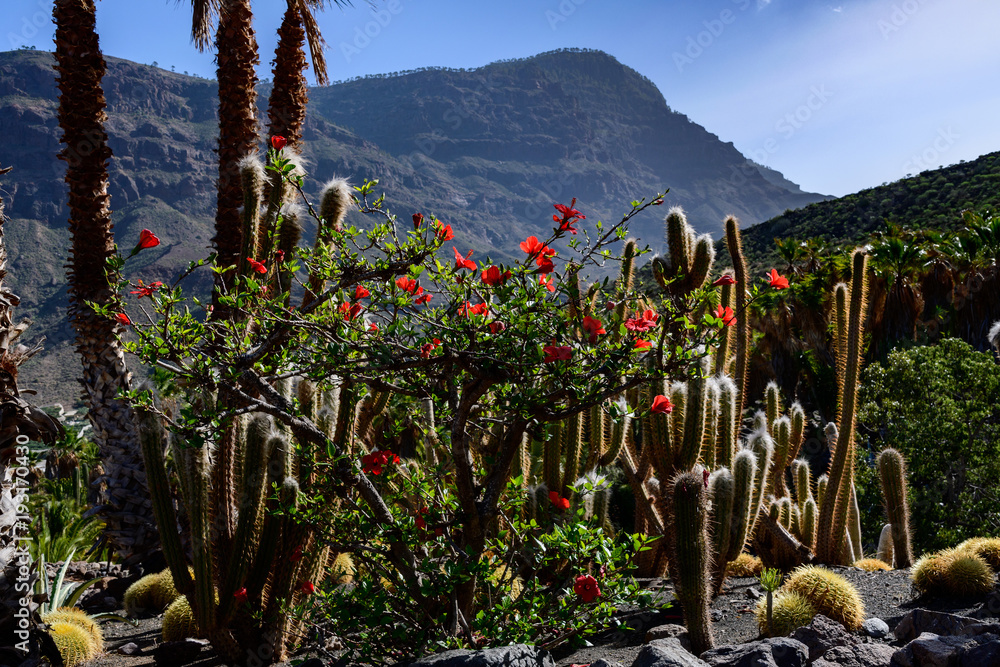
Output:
top-left (725, 215), bottom-right (750, 419)
top-left (817, 251), bottom-right (868, 564)
top-left (877, 448), bottom-right (913, 568)
top-left (671, 471), bottom-right (715, 655)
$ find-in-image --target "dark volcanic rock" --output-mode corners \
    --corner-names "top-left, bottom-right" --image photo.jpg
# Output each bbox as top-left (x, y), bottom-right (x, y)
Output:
top-left (700, 637), bottom-right (808, 667)
top-left (408, 644), bottom-right (553, 667)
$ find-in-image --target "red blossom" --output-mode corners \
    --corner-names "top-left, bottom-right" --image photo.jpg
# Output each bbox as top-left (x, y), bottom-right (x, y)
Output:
top-left (275, 249), bottom-right (285, 263)
top-left (369, 323), bottom-right (379, 332)
top-left (459, 301), bottom-right (489, 318)
top-left (651, 395), bottom-right (673, 414)
top-left (415, 507), bottom-right (429, 530)
top-left (138, 229), bottom-right (160, 249)
top-left (481, 266), bottom-right (511, 286)
top-left (714, 305), bottom-right (736, 327)
top-left (271, 136), bottom-right (287, 150)
top-left (574, 574), bottom-right (601, 603)
top-left (453, 246), bottom-right (477, 271)
top-left (539, 274), bottom-right (556, 292)
top-left (553, 198), bottom-right (585, 235)
top-left (234, 588), bottom-right (248, 604)
top-left (415, 291), bottom-right (432, 305)
top-left (624, 309), bottom-right (659, 333)
top-left (543, 344), bottom-right (572, 363)
top-left (535, 254), bottom-right (555, 274)
top-left (338, 301), bottom-right (363, 321)
top-left (712, 274), bottom-right (737, 287)
top-left (290, 546), bottom-right (302, 562)
top-left (412, 213), bottom-right (424, 229)
top-left (247, 258), bottom-right (267, 274)
top-left (582, 316), bottom-right (606, 344)
top-left (396, 276), bottom-right (419, 294)
top-left (634, 339), bottom-right (652, 350)
top-left (354, 284), bottom-right (371, 300)
top-left (115, 313), bottom-right (132, 326)
top-left (420, 338), bottom-right (442, 358)
top-left (703, 469), bottom-right (711, 488)
top-left (435, 221), bottom-right (454, 241)
top-left (489, 321), bottom-right (506, 335)
top-left (767, 269), bottom-right (789, 290)
top-left (361, 450), bottom-right (400, 475)
top-left (549, 491), bottom-right (571, 510)
top-left (300, 581), bottom-right (315, 595)
top-left (519, 236), bottom-right (555, 257)
top-left (130, 280), bottom-right (164, 299)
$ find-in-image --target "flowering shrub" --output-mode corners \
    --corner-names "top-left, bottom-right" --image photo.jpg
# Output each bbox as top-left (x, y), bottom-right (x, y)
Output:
top-left (104, 146), bottom-right (724, 661)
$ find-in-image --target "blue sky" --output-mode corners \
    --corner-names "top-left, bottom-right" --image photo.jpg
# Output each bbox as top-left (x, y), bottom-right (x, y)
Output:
top-left (4, 0), bottom-right (999, 197)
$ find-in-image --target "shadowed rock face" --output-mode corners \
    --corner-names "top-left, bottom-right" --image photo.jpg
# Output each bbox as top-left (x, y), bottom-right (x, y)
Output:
top-left (0, 47), bottom-right (826, 406)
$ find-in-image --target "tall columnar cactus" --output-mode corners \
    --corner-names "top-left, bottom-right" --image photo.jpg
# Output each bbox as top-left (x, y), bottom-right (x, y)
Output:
top-left (817, 251), bottom-right (868, 564)
top-left (655, 208), bottom-right (714, 296)
top-left (672, 470), bottom-right (715, 655)
top-left (725, 216), bottom-right (751, 420)
top-left (877, 448), bottom-right (913, 568)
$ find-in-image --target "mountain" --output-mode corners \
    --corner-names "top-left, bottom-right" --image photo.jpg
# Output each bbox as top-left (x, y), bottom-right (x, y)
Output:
top-left (737, 151), bottom-right (1000, 266)
top-left (0, 47), bottom-right (827, 406)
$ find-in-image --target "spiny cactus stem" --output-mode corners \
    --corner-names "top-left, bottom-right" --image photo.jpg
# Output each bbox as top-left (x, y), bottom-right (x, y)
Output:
top-left (725, 216), bottom-right (750, 420)
top-left (671, 471), bottom-right (715, 654)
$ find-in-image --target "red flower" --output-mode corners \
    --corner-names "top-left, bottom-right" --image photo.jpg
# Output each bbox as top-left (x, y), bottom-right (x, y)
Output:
top-left (634, 339), bottom-right (652, 350)
top-left (535, 254), bottom-right (555, 274)
top-left (247, 258), bottom-right (267, 275)
top-left (625, 309), bottom-right (659, 333)
top-left (481, 266), bottom-right (511, 286)
top-left (543, 344), bottom-right (572, 363)
top-left (129, 229), bottom-right (161, 256)
top-left (234, 588), bottom-right (248, 605)
top-left (574, 574), bottom-right (600, 603)
top-left (412, 213), bottom-right (424, 229)
top-left (714, 305), bottom-right (736, 327)
top-left (767, 269), bottom-right (789, 290)
top-left (539, 275), bottom-right (556, 292)
top-left (520, 236), bottom-right (555, 257)
top-left (396, 276), bottom-right (419, 294)
top-left (275, 249), bottom-right (285, 263)
top-left (130, 280), bottom-right (164, 299)
top-left (290, 546), bottom-right (302, 562)
top-left (489, 321), bottom-right (506, 335)
top-left (354, 284), bottom-right (370, 300)
top-left (420, 338), bottom-right (441, 358)
top-left (414, 291), bottom-right (432, 305)
top-left (138, 229), bottom-right (160, 249)
top-left (712, 274), bottom-right (737, 287)
top-left (300, 581), bottom-right (315, 595)
top-left (459, 301), bottom-right (489, 318)
top-left (553, 198), bottom-right (585, 235)
top-left (453, 247), bottom-right (477, 271)
top-left (549, 491), bottom-right (570, 510)
top-left (369, 323), bottom-right (379, 332)
top-left (703, 469), bottom-right (711, 488)
top-left (271, 136), bottom-right (287, 150)
top-left (415, 507), bottom-right (429, 530)
top-left (651, 395), bottom-right (673, 414)
top-left (115, 313), bottom-right (132, 326)
top-left (362, 450), bottom-right (400, 475)
top-left (582, 316), bottom-right (606, 344)
top-left (339, 301), bottom-right (363, 321)
top-left (435, 221), bottom-right (454, 241)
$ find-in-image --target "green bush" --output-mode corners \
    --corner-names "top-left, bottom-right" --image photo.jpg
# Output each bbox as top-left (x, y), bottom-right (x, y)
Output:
top-left (858, 338), bottom-right (1000, 551)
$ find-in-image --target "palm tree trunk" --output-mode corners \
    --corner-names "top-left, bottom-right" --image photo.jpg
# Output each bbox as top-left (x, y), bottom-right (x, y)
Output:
top-left (212, 0), bottom-right (260, 317)
top-left (267, 5), bottom-right (309, 150)
top-left (54, 0), bottom-right (158, 564)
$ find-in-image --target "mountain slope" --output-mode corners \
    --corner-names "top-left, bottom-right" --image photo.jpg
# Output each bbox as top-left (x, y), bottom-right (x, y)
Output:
top-left (0, 47), bottom-right (827, 406)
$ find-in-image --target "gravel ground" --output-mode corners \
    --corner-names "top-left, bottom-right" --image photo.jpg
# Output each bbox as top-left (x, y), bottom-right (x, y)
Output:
top-left (77, 566), bottom-right (997, 667)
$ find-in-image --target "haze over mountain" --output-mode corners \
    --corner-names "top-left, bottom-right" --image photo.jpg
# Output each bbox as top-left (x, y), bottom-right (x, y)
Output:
top-left (0, 47), bottom-right (828, 406)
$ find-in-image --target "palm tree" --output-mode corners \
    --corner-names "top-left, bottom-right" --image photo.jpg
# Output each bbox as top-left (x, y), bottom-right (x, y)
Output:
top-left (267, 1), bottom-right (352, 149)
top-left (53, 0), bottom-right (158, 563)
top-left (867, 225), bottom-right (925, 360)
top-left (189, 0), bottom-right (261, 315)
